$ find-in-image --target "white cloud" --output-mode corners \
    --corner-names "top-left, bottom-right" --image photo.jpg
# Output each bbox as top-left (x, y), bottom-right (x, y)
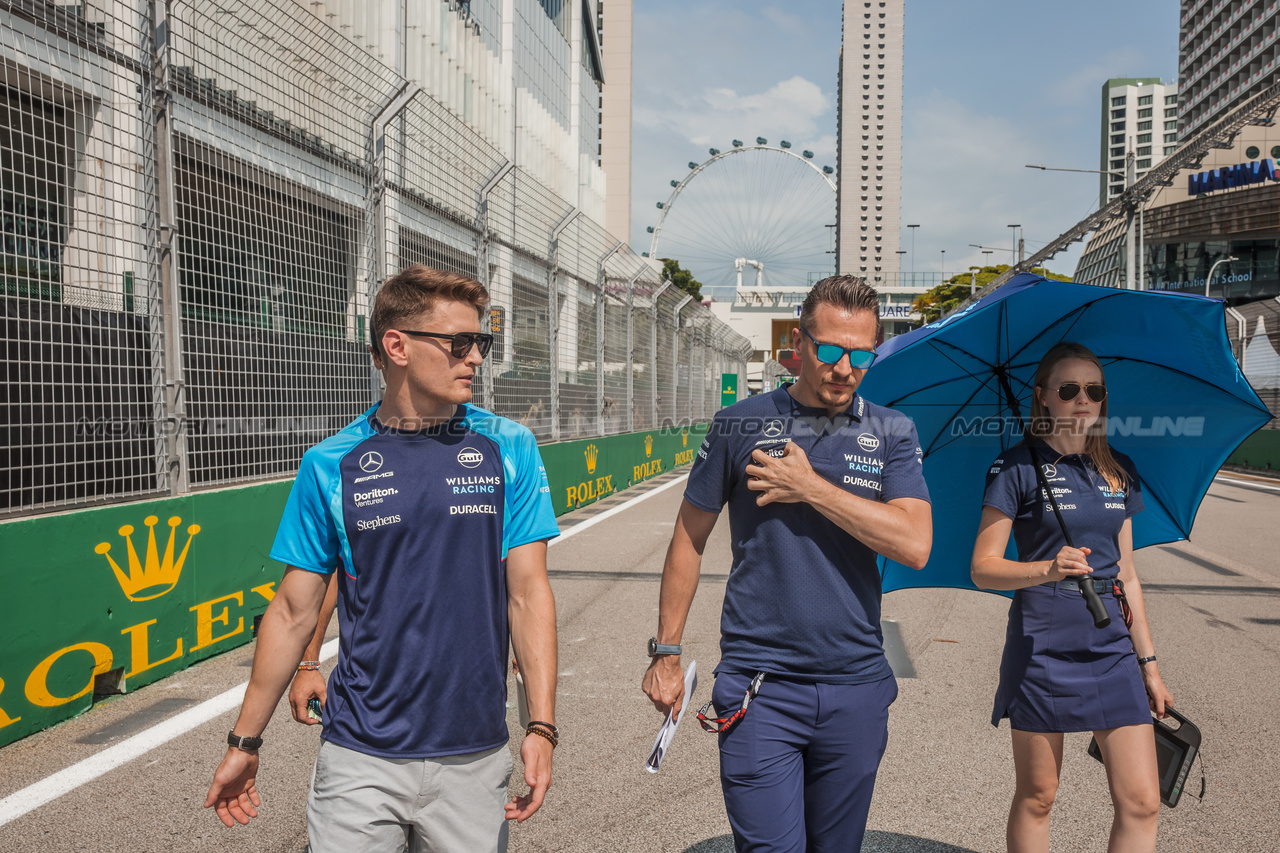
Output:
top-left (635, 75), bottom-right (833, 152)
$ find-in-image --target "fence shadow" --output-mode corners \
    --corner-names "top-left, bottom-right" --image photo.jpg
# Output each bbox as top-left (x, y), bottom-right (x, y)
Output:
top-left (680, 832), bottom-right (982, 853)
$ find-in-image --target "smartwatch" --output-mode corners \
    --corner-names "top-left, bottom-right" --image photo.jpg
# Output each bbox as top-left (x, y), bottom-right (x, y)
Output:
top-left (227, 731), bottom-right (263, 751)
top-left (648, 638), bottom-right (682, 657)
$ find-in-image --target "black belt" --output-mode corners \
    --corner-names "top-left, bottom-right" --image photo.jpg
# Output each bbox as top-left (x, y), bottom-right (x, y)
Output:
top-left (1055, 578), bottom-right (1114, 594)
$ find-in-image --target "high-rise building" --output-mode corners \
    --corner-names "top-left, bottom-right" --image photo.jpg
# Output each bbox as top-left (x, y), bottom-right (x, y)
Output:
top-left (1177, 0), bottom-right (1280, 138)
top-left (599, 1), bottom-right (633, 245)
top-left (835, 0), bottom-right (904, 286)
top-left (1098, 78), bottom-right (1179, 207)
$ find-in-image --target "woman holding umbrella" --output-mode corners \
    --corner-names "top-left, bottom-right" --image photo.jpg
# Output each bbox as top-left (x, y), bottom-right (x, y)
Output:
top-left (971, 341), bottom-right (1173, 853)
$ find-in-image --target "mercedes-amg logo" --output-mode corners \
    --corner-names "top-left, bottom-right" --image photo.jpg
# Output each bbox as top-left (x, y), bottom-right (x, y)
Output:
top-left (360, 451), bottom-right (384, 473)
top-left (762, 420), bottom-right (784, 438)
top-left (1042, 463), bottom-right (1057, 479)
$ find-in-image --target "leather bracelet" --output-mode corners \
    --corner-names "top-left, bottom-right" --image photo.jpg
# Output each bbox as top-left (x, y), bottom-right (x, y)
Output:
top-left (526, 720), bottom-right (558, 737)
top-left (1137, 655), bottom-right (1157, 666)
top-left (298, 661), bottom-right (321, 671)
top-left (525, 725), bottom-right (558, 748)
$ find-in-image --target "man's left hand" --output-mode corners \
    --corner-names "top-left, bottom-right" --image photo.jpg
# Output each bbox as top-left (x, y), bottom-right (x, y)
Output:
top-left (745, 442), bottom-right (816, 506)
top-left (506, 732), bottom-right (554, 822)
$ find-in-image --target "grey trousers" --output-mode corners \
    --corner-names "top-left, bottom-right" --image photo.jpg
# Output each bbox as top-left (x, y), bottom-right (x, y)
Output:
top-left (306, 739), bottom-right (513, 853)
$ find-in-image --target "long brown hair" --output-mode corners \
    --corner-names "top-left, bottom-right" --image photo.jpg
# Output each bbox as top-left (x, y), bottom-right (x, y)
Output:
top-left (1029, 341), bottom-right (1130, 493)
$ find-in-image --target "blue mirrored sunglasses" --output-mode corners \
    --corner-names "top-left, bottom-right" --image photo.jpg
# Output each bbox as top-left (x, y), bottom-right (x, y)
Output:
top-left (798, 327), bottom-right (877, 369)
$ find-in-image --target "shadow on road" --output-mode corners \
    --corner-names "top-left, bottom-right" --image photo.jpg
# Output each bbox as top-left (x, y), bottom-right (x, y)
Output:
top-left (681, 832), bottom-right (981, 853)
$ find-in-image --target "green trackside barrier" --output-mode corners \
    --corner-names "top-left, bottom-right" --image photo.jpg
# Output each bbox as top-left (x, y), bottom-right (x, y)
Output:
top-left (1226, 427), bottom-right (1280, 471)
top-left (539, 423), bottom-right (709, 514)
top-left (0, 423), bottom-right (709, 747)
top-left (0, 480), bottom-right (293, 748)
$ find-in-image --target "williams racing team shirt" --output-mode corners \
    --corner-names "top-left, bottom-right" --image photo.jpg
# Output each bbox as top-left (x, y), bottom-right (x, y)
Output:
top-left (270, 403), bottom-right (559, 759)
top-left (983, 441), bottom-right (1144, 581)
top-left (684, 385), bottom-right (930, 684)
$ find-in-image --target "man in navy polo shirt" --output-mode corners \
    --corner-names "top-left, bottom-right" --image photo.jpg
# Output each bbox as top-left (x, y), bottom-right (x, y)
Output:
top-left (642, 275), bottom-right (932, 852)
top-left (204, 265), bottom-right (561, 852)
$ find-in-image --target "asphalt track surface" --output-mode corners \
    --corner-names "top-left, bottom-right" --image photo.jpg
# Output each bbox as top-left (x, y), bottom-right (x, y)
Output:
top-left (1, 469), bottom-right (1279, 852)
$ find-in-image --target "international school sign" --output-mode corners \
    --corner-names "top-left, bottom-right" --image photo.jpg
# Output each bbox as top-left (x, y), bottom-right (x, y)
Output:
top-left (1188, 158), bottom-right (1277, 196)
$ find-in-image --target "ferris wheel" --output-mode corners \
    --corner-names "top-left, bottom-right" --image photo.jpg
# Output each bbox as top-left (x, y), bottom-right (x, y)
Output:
top-left (647, 140), bottom-right (837, 301)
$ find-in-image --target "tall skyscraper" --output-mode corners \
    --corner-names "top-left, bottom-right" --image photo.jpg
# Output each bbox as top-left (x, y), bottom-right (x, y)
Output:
top-left (599, 0), bottom-right (633, 243)
top-left (1178, 0), bottom-right (1280, 138)
top-left (835, 0), bottom-right (904, 285)
top-left (1098, 78), bottom-right (1179, 207)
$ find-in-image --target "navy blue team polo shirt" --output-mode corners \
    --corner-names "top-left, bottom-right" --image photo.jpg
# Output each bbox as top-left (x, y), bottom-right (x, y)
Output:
top-left (983, 441), bottom-right (1144, 580)
top-left (684, 385), bottom-right (930, 684)
top-left (270, 403), bottom-right (559, 759)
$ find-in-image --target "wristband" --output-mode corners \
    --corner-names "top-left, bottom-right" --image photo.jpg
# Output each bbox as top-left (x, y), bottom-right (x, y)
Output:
top-left (1137, 655), bottom-right (1157, 666)
top-left (298, 660), bottom-right (321, 671)
top-left (227, 731), bottom-right (263, 751)
top-left (525, 723), bottom-right (559, 748)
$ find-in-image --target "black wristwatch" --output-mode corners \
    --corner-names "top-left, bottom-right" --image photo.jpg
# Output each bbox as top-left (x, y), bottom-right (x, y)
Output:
top-left (648, 638), bottom-right (682, 657)
top-left (227, 731), bottom-right (263, 751)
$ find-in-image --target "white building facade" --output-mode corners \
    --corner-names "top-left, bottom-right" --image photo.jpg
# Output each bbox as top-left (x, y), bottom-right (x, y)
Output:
top-left (1178, 0), bottom-right (1280, 138)
top-left (1099, 78), bottom-right (1180, 207)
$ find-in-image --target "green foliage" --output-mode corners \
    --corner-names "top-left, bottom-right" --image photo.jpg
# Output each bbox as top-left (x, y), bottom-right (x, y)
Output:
top-left (911, 264), bottom-right (1071, 325)
top-left (660, 258), bottom-right (703, 302)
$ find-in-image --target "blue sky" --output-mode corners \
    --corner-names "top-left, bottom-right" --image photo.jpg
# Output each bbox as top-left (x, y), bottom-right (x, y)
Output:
top-left (630, 0), bottom-right (1180, 279)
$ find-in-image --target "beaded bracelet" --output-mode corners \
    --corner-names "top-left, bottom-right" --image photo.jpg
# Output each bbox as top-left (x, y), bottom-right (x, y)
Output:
top-left (525, 724), bottom-right (558, 748)
top-left (298, 660), bottom-right (321, 671)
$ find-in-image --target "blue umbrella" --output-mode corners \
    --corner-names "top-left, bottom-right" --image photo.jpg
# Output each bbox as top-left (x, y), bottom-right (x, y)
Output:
top-left (859, 273), bottom-right (1273, 598)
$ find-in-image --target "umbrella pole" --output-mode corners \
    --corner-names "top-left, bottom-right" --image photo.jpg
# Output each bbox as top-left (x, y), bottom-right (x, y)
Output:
top-left (995, 370), bottom-right (1112, 630)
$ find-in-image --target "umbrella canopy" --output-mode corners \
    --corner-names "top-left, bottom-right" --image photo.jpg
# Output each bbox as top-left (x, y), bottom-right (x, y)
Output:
top-left (859, 273), bottom-right (1273, 596)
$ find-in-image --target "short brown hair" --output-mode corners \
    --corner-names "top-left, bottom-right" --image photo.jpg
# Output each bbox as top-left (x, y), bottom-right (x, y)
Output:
top-left (370, 265), bottom-right (489, 360)
top-left (798, 275), bottom-right (880, 331)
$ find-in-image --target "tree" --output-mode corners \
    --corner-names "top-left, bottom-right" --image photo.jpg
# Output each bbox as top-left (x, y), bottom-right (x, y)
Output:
top-left (911, 264), bottom-right (1072, 325)
top-left (660, 258), bottom-right (703, 302)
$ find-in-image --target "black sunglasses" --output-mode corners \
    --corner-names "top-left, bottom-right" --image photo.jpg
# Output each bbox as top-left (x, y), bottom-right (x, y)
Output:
top-left (1056, 382), bottom-right (1107, 403)
top-left (398, 330), bottom-right (493, 359)
top-left (798, 327), bottom-right (877, 369)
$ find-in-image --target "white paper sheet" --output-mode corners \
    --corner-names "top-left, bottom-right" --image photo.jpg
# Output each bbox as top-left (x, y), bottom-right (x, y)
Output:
top-left (644, 660), bottom-right (697, 773)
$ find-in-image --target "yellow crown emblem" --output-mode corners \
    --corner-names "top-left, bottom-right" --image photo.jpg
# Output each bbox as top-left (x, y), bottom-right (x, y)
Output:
top-left (95, 515), bottom-right (201, 601)
top-left (585, 443), bottom-right (599, 474)
top-left (644, 434), bottom-right (654, 457)
top-left (682, 428), bottom-right (688, 447)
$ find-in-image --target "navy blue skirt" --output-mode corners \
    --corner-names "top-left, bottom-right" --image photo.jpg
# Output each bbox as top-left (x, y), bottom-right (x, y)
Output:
top-left (992, 581), bottom-right (1151, 733)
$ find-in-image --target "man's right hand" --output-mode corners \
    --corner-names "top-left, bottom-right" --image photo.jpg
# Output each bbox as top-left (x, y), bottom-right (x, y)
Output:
top-left (641, 655), bottom-right (686, 721)
top-left (205, 748), bottom-right (262, 827)
top-left (289, 669), bottom-right (327, 725)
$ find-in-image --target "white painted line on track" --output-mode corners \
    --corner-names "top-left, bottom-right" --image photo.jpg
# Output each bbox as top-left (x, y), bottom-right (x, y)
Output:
top-left (552, 473), bottom-right (689, 544)
top-left (0, 473), bottom-right (690, 827)
top-left (1214, 473), bottom-right (1280, 494)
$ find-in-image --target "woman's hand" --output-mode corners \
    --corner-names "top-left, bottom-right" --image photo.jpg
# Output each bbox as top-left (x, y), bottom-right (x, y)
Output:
top-left (1045, 546), bottom-right (1092, 582)
top-left (1141, 663), bottom-right (1173, 718)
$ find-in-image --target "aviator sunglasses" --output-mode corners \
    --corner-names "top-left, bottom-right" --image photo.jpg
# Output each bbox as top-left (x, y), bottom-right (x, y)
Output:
top-left (1054, 382), bottom-right (1107, 403)
top-left (798, 327), bottom-right (877, 369)
top-left (397, 330), bottom-right (494, 359)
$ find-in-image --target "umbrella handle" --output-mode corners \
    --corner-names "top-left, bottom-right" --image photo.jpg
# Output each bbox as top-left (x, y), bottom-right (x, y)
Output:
top-left (1081, 582), bottom-right (1111, 629)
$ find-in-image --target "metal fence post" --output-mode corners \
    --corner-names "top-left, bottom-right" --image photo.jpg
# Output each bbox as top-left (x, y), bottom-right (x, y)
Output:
top-left (365, 81), bottom-right (419, 404)
top-left (625, 264), bottom-right (644, 433)
top-left (672, 294), bottom-right (692, 426)
top-left (548, 208), bottom-right (581, 442)
top-left (476, 159), bottom-right (513, 411)
top-left (649, 282), bottom-right (670, 428)
top-left (152, 0), bottom-right (189, 495)
top-left (595, 241), bottom-right (623, 436)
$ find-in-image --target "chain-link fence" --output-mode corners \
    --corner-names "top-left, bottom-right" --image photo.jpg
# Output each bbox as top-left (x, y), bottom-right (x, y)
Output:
top-left (1226, 297), bottom-right (1280, 428)
top-left (1, 0), bottom-right (751, 519)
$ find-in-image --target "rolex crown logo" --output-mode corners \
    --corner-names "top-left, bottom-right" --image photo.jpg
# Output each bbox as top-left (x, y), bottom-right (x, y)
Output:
top-left (682, 428), bottom-right (688, 448)
top-left (584, 443), bottom-right (599, 474)
top-left (644, 434), bottom-right (654, 458)
top-left (95, 515), bottom-right (201, 601)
